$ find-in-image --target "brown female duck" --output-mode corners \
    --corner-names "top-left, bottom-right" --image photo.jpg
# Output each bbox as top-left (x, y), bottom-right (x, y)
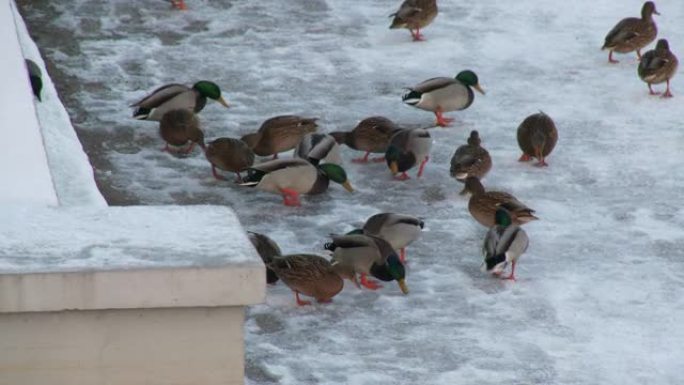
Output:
top-left (463, 177), bottom-right (538, 228)
top-left (517, 112), bottom-right (558, 167)
top-left (240, 115), bottom-right (318, 159)
top-left (267, 254), bottom-right (345, 306)
top-left (204, 137), bottom-right (255, 182)
top-left (159, 109), bottom-right (205, 154)
top-left (330, 116), bottom-right (402, 163)
top-left (638, 38), bottom-right (678, 97)
top-left (247, 231), bottom-right (282, 284)
top-left (450, 130), bottom-right (492, 193)
top-left (389, 0), bottom-right (438, 41)
top-left (602, 1), bottom-right (659, 63)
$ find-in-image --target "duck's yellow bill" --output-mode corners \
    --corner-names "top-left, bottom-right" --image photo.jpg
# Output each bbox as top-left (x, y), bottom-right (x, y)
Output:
top-left (397, 279), bottom-right (409, 294)
top-left (390, 161), bottom-right (399, 175)
top-left (218, 96), bottom-right (230, 108)
top-left (342, 181), bottom-right (354, 193)
top-left (474, 84), bottom-right (486, 95)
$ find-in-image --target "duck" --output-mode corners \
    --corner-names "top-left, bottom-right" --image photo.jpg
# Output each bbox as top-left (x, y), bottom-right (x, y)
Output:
top-left (240, 115), bottom-right (318, 159)
top-left (131, 80), bottom-right (229, 121)
top-left (158, 109), bottom-right (205, 154)
top-left (294, 133), bottom-right (343, 165)
top-left (450, 130), bottom-right (492, 193)
top-left (330, 116), bottom-right (402, 163)
top-left (389, 0), bottom-right (438, 41)
top-left (247, 231), bottom-right (282, 284)
top-left (402, 70), bottom-right (485, 127)
top-left (204, 137), bottom-right (255, 182)
top-left (240, 158), bottom-right (353, 206)
top-left (517, 112), bottom-right (558, 167)
top-left (481, 207), bottom-right (529, 281)
top-left (267, 254), bottom-right (345, 306)
top-left (638, 38), bottom-right (678, 97)
top-left (325, 234), bottom-right (409, 294)
top-left (602, 1), bottom-right (659, 63)
top-left (25, 59), bottom-right (42, 102)
top-left (386, 128), bottom-right (432, 180)
top-left (361, 213), bottom-right (424, 263)
top-left (463, 177), bottom-right (538, 227)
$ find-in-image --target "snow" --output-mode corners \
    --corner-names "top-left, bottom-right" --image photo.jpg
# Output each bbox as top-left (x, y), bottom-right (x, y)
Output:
top-left (0, 205), bottom-right (258, 274)
top-left (15, 0), bottom-right (684, 384)
top-left (10, 0), bottom-right (106, 207)
top-left (0, 0), bottom-right (56, 206)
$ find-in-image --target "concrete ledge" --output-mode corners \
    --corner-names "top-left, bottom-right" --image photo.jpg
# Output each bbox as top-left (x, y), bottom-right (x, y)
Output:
top-left (0, 206), bottom-right (265, 313)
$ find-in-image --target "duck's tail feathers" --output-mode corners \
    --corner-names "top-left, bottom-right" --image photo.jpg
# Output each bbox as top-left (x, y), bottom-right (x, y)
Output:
top-left (132, 107), bottom-right (151, 120)
top-left (239, 181), bottom-right (259, 187)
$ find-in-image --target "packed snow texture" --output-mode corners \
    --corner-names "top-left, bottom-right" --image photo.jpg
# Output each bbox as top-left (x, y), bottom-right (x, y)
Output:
top-left (16, 0), bottom-right (684, 384)
top-left (10, 1), bottom-right (106, 207)
top-left (0, 205), bottom-right (258, 273)
top-left (0, 0), bottom-right (56, 206)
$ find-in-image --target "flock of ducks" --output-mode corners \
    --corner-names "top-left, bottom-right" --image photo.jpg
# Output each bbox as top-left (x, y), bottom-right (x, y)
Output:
top-left (118, 0), bottom-right (677, 305)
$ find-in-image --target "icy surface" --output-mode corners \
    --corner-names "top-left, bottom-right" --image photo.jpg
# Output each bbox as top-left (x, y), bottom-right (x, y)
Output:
top-left (17, 0), bottom-right (684, 384)
top-left (0, 205), bottom-right (259, 273)
top-left (0, 0), bottom-right (56, 206)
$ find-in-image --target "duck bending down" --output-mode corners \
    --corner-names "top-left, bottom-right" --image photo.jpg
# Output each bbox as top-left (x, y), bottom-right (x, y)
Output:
top-left (268, 254), bottom-right (345, 306)
top-left (240, 115), bottom-right (318, 159)
top-left (386, 128), bottom-right (432, 180)
top-left (240, 159), bottom-right (353, 206)
top-left (331, 116), bottom-right (401, 163)
top-left (463, 177), bottom-right (538, 227)
top-left (482, 207), bottom-right (529, 281)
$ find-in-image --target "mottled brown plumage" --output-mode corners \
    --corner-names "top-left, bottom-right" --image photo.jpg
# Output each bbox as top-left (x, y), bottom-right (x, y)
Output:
top-left (602, 1), bottom-right (659, 63)
top-left (450, 130), bottom-right (492, 194)
top-left (158, 109), bottom-right (204, 154)
top-left (240, 115), bottom-right (318, 158)
top-left (389, 0), bottom-right (438, 41)
top-left (205, 137), bottom-right (255, 181)
top-left (330, 116), bottom-right (401, 163)
top-left (464, 177), bottom-right (538, 228)
top-left (516, 112), bottom-right (558, 167)
top-left (638, 39), bottom-right (678, 97)
top-left (268, 254), bottom-right (344, 305)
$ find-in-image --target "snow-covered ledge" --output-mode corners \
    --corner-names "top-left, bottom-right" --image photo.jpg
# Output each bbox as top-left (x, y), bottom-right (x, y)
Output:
top-left (1, 2), bottom-right (264, 385)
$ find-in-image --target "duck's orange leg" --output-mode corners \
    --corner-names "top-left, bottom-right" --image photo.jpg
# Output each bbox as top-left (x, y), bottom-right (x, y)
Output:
top-left (608, 51), bottom-right (619, 64)
top-left (663, 80), bottom-right (674, 98)
top-left (434, 109), bottom-right (454, 127)
top-left (417, 156), bottom-right (429, 177)
top-left (411, 28), bottom-right (425, 41)
top-left (501, 261), bottom-right (517, 281)
top-left (360, 273), bottom-right (382, 290)
top-left (352, 151), bottom-right (371, 163)
top-left (400, 248), bottom-right (406, 263)
top-left (279, 188), bottom-right (301, 207)
top-left (394, 172), bottom-right (410, 181)
top-left (211, 165), bottom-right (228, 181)
top-left (518, 153), bottom-right (532, 162)
top-left (295, 292), bottom-right (311, 306)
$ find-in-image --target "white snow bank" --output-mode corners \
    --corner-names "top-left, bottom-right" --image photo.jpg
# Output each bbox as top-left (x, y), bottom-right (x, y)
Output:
top-left (0, 0), bottom-right (56, 206)
top-left (10, 0), bottom-right (105, 207)
top-left (0, 205), bottom-right (259, 274)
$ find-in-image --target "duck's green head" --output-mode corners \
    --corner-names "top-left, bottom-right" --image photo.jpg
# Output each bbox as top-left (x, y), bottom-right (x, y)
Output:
top-left (319, 163), bottom-right (354, 192)
top-left (385, 145), bottom-right (408, 174)
top-left (494, 207), bottom-right (513, 227)
top-left (371, 253), bottom-right (409, 294)
top-left (193, 81), bottom-right (230, 108)
top-left (456, 70), bottom-right (485, 95)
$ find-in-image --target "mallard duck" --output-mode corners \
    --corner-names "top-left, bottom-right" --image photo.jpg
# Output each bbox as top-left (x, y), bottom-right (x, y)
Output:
top-left (131, 80), bottom-right (229, 121)
top-left (386, 128), bottom-right (432, 180)
top-left (240, 115), bottom-right (318, 159)
top-left (463, 177), bottom-right (538, 227)
top-left (602, 1), bottom-right (659, 63)
top-left (403, 70), bottom-right (485, 127)
top-left (159, 109), bottom-right (205, 154)
top-left (481, 207), bottom-right (529, 281)
top-left (240, 158), bottom-right (353, 206)
top-left (450, 130), bottom-right (492, 193)
top-left (267, 254), bottom-right (344, 306)
top-left (204, 137), bottom-right (255, 182)
top-left (517, 112), bottom-right (558, 167)
top-left (294, 133), bottom-right (343, 165)
top-left (330, 116), bottom-right (402, 163)
top-left (247, 231), bottom-right (282, 284)
top-left (638, 38), bottom-right (678, 97)
top-left (325, 234), bottom-right (409, 294)
top-left (25, 59), bottom-right (42, 102)
top-left (361, 213), bottom-right (424, 262)
top-left (389, 0), bottom-right (438, 41)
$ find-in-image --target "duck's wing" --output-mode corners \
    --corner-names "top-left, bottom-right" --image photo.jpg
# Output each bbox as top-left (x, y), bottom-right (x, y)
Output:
top-left (410, 77), bottom-right (457, 94)
top-left (603, 18), bottom-right (640, 49)
top-left (130, 83), bottom-right (191, 108)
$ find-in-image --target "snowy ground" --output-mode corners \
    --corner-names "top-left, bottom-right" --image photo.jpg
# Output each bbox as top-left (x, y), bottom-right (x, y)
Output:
top-left (17, 0), bottom-right (684, 384)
